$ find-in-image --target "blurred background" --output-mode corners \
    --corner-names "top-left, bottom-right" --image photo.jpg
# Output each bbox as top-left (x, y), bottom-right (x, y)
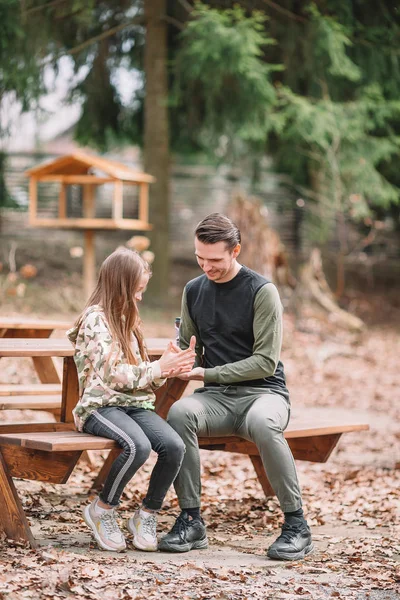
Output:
top-left (0, 0), bottom-right (399, 323)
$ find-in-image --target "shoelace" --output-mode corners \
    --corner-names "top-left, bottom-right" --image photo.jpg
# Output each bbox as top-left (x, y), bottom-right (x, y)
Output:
top-left (142, 514), bottom-right (157, 538)
top-left (277, 522), bottom-right (304, 543)
top-left (100, 510), bottom-right (121, 535)
top-left (170, 514), bottom-right (189, 542)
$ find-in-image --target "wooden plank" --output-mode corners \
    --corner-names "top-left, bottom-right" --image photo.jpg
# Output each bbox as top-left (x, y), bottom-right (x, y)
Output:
top-left (83, 229), bottom-right (96, 299)
top-left (139, 183), bottom-right (149, 223)
top-left (0, 338), bottom-right (74, 357)
top-left (61, 356), bottom-right (79, 423)
top-left (288, 434), bottom-right (342, 463)
top-left (0, 451), bottom-right (36, 547)
top-left (40, 175), bottom-right (114, 184)
top-left (0, 337), bottom-right (168, 357)
top-left (0, 445), bottom-right (81, 483)
top-left (59, 183), bottom-right (67, 218)
top-left (250, 456), bottom-right (274, 497)
top-left (0, 395), bottom-right (60, 410)
top-left (0, 384), bottom-right (62, 396)
top-left (32, 356), bottom-right (61, 383)
top-left (113, 180), bottom-right (124, 220)
top-left (30, 218), bottom-right (153, 230)
top-left (0, 318), bottom-right (70, 330)
top-left (28, 177), bottom-right (37, 225)
top-left (0, 432), bottom-right (117, 452)
top-left (155, 378), bottom-right (190, 419)
top-left (0, 423), bottom-right (74, 434)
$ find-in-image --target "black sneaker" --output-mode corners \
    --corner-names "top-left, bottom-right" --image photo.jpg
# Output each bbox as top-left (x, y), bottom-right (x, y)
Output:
top-left (267, 517), bottom-right (314, 561)
top-left (158, 512), bottom-right (208, 553)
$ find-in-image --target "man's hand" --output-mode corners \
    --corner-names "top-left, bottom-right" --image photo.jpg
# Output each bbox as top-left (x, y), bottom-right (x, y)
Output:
top-left (177, 367), bottom-right (205, 381)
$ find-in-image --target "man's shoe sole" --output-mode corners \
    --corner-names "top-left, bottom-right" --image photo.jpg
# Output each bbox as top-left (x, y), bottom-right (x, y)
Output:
top-left (158, 537), bottom-right (209, 553)
top-left (267, 542), bottom-right (314, 561)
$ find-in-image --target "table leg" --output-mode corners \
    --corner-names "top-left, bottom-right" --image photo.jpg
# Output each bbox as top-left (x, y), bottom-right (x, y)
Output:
top-left (250, 455), bottom-right (275, 498)
top-left (0, 451), bottom-right (36, 547)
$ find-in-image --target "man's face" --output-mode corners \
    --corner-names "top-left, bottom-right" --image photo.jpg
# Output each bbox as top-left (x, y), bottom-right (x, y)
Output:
top-left (194, 238), bottom-right (240, 283)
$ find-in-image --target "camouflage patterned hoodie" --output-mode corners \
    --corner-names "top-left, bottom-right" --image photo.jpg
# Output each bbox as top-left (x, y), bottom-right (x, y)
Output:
top-left (67, 305), bottom-right (165, 431)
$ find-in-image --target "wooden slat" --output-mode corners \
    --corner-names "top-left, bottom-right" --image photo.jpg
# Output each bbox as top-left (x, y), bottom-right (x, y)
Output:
top-left (0, 337), bottom-right (168, 357)
top-left (0, 452), bottom-right (36, 546)
top-left (0, 318), bottom-right (71, 330)
top-left (61, 356), bottom-right (79, 423)
top-left (0, 446), bottom-right (81, 483)
top-left (29, 218), bottom-right (153, 231)
top-left (40, 175), bottom-right (114, 183)
top-left (0, 395), bottom-right (60, 410)
top-left (0, 384), bottom-right (62, 396)
top-left (0, 423), bottom-right (74, 434)
top-left (0, 432), bottom-right (117, 452)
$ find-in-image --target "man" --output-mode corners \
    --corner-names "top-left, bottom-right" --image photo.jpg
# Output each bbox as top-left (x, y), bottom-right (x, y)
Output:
top-left (158, 213), bottom-right (313, 561)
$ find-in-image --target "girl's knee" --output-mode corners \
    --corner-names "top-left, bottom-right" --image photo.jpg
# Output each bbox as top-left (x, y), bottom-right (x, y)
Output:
top-left (162, 436), bottom-right (186, 465)
top-left (124, 437), bottom-right (151, 464)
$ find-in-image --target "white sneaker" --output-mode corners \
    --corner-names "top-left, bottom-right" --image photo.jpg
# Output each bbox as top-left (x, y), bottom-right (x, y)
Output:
top-left (83, 498), bottom-right (126, 552)
top-left (127, 508), bottom-right (158, 551)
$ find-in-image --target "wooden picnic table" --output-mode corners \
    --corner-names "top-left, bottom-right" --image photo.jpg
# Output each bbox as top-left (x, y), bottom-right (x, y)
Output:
top-left (0, 316), bottom-right (71, 384)
top-left (0, 337), bottom-right (369, 548)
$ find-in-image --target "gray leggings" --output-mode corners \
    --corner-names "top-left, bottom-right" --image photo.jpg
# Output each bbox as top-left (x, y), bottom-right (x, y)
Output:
top-left (167, 386), bottom-right (302, 513)
top-left (83, 406), bottom-right (185, 509)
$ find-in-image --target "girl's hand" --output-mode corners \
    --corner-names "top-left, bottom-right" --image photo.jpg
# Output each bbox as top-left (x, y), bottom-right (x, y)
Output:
top-left (159, 336), bottom-right (196, 378)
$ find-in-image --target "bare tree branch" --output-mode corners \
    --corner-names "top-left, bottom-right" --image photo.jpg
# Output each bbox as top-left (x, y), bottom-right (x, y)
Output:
top-left (22, 0), bottom-right (70, 17)
top-left (162, 15), bottom-right (185, 30)
top-left (65, 16), bottom-right (145, 57)
top-left (259, 0), bottom-right (306, 23)
top-left (177, 0), bottom-right (193, 12)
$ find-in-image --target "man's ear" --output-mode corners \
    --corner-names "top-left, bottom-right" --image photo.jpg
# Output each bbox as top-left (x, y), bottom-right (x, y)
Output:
top-left (233, 244), bottom-right (241, 258)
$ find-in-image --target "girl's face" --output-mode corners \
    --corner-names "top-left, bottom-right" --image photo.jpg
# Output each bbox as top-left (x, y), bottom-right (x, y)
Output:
top-left (134, 272), bottom-right (150, 302)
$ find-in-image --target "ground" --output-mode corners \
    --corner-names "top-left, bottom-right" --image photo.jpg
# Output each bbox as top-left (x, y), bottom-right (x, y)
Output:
top-left (0, 291), bottom-right (399, 600)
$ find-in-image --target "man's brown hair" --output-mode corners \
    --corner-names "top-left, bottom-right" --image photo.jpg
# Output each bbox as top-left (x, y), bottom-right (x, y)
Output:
top-left (195, 213), bottom-right (241, 250)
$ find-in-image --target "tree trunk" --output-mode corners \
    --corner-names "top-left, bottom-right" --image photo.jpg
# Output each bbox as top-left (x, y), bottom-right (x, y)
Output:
top-left (143, 0), bottom-right (170, 301)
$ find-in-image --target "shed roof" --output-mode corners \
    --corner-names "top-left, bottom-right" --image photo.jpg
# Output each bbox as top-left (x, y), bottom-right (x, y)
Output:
top-left (25, 150), bottom-right (155, 183)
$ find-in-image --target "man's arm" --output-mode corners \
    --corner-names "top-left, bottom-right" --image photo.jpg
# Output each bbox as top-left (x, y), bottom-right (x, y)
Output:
top-left (179, 287), bottom-right (204, 367)
top-left (203, 283), bottom-right (283, 384)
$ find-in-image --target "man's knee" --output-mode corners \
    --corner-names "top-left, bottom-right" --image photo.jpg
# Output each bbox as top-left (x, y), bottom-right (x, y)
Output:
top-left (167, 398), bottom-right (197, 431)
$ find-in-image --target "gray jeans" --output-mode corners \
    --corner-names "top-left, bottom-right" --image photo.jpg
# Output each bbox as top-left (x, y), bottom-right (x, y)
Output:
top-left (167, 386), bottom-right (302, 513)
top-left (83, 406), bottom-right (185, 509)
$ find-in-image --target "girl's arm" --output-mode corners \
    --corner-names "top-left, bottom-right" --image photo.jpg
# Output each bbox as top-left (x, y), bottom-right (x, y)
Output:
top-left (81, 311), bottom-right (163, 393)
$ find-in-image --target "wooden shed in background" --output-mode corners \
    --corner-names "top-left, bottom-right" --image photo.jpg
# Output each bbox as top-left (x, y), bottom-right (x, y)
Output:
top-left (25, 151), bottom-right (155, 297)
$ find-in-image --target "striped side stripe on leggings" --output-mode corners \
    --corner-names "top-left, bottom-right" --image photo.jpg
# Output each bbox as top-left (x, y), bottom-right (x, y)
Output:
top-left (90, 411), bottom-right (136, 503)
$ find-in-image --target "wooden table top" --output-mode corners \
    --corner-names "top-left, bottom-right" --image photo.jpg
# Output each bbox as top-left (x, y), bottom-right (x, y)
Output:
top-left (0, 317), bottom-right (72, 330)
top-left (0, 337), bottom-right (170, 357)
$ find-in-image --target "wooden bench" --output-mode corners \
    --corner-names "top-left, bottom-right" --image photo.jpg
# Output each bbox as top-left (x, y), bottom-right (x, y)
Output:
top-left (0, 337), bottom-right (188, 547)
top-left (0, 317), bottom-right (70, 414)
top-left (0, 338), bottom-right (369, 547)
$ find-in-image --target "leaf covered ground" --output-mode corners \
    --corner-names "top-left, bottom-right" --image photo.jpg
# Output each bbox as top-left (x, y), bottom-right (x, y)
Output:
top-left (0, 302), bottom-right (399, 600)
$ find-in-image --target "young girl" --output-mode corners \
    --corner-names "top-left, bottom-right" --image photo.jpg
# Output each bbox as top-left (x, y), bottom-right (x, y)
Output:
top-left (67, 247), bottom-right (195, 553)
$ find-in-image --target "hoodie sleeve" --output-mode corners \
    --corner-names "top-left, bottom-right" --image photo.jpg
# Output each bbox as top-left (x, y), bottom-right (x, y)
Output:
top-left (77, 310), bottom-right (163, 393)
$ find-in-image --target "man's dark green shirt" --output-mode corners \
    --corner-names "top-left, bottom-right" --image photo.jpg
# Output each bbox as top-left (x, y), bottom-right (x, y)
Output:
top-left (179, 265), bottom-right (289, 401)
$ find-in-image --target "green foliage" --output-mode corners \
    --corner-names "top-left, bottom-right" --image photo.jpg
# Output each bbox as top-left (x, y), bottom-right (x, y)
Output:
top-left (171, 3), bottom-right (280, 156)
top-left (273, 86), bottom-right (400, 223)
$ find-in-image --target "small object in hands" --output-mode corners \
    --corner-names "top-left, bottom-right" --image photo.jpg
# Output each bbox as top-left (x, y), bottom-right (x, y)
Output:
top-left (175, 317), bottom-right (181, 346)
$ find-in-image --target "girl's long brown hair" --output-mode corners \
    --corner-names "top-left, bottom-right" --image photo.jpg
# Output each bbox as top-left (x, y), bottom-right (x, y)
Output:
top-left (75, 247), bottom-right (150, 364)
